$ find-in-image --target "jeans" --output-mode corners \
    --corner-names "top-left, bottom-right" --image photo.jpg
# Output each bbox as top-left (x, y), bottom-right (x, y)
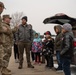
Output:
top-left (56, 51), bottom-right (62, 70)
top-left (61, 57), bottom-right (71, 75)
top-left (31, 52), bottom-right (35, 61)
top-left (14, 44), bottom-right (19, 59)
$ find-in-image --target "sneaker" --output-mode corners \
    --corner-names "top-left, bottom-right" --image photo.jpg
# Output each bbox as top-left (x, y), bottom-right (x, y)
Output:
top-left (51, 67), bottom-right (56, 71)
top-left (28, 65), bottom-right (34, 68)
top-left (56, 68), bottom-right (63, 73)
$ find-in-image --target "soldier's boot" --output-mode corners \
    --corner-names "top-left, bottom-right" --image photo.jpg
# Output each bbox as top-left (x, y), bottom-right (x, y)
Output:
top-left (6, 68), bottom-right (11, 72)
top-left (0, 67), bottom-right (2, 75)
top-left (18, 63), bottom-right (23, 69)
top-left (1, 67), bottom-right (11, 75)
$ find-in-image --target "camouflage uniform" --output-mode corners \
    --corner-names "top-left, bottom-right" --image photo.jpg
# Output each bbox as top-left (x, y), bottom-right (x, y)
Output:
top-left (1, 22), bottom-right (13, 68)
top-left (0, 2), bottom-right (13, 75)
top-left (0, 15), bottom-right (18, 75)
top-left (0, 2), bottom-right (6, 74)
top-left (1, 21), bottom-right (17, 68)
top-left (0, 16), bottom-right (5, 69)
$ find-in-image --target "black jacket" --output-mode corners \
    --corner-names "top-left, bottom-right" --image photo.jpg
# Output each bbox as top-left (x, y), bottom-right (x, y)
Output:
top-left (60, 31), bottom-right (74, 58)
top-left (42, 38), bottom-right (54, 56)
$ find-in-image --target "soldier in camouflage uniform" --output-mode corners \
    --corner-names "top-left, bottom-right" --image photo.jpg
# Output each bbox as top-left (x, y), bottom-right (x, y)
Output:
top-left (0, 1), bottom-right (6, 74)
top-left (1, 15), bottom-right (18, 75)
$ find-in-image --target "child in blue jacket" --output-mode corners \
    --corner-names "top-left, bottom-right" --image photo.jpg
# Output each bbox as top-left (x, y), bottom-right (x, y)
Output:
top-left (32, 33), bottom-right (42, 64)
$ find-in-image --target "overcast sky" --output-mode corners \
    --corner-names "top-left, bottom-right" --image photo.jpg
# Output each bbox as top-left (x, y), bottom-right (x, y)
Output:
top-left (1, 0), bottom-right (76, 35)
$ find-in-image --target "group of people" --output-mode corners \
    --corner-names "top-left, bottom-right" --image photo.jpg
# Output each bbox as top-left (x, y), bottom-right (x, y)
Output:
top-left (31, 31), bottom-right (54, 67)
top-left (31, 22), bottom-right (74, 75)
top-left (0, 1), bottom-right (74, 75)
top-left (0, 2), bottom-right (34, 75)
top-left (0, 2), bottom-right (19, 75)
top-left (54, 24), bottom-right (74, 75)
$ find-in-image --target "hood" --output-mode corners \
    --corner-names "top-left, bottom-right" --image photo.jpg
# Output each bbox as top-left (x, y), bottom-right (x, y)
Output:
top-left (54, 25), bottom-right (62, 34)
top-left (33, 33), bottom-right (41, 42)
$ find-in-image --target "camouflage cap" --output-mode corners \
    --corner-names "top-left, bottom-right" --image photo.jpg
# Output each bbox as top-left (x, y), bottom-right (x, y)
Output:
top-left (0, 2), bottom-right (5, 8)
top-left (2, 15), bottom-right (12, 20)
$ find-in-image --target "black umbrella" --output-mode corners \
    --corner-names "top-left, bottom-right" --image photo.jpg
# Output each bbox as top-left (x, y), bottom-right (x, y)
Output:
top-left (43, 13), bottom-right (76, 26)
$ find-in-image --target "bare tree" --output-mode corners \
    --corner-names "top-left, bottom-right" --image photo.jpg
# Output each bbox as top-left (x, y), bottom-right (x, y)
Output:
top-left (10, 12), bottom-right (24, 28)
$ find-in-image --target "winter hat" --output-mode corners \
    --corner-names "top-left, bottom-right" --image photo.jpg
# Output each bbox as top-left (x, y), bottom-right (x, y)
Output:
top-left (62, 23), bottom-right (72, 31)
top-left (44, 31), bottom-right (51, 36)
top-left (22, 16), bottom-right (27, 22)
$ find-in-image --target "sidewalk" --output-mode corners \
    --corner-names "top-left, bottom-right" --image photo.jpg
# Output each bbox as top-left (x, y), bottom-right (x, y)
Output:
top-left (8, 49), bottom-right (64, 75)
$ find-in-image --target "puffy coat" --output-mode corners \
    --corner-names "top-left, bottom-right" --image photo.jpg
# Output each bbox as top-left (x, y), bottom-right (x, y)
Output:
top-left (54, 25), bottom-right (63, 51)
top-left (42, 38), bottom-right (54, 56)
top-left (60, 31), bottom-right (74, 58)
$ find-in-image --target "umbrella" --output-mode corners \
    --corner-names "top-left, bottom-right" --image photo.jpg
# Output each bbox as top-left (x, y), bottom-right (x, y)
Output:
top-left (43, 13), bottom-right (76, 26)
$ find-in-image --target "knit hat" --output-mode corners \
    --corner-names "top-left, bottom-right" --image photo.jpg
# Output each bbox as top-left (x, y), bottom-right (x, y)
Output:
top-left (22, 16), bottom-right (27, 22)
top-left (62, 23), bottom-right (72, 31)
top-left (44, 31), bottom-right (51, 36)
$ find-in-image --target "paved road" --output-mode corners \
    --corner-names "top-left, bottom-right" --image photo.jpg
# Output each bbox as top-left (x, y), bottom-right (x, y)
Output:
top-left (8, 50), bottom-right (64, 75)
top-left (6, 49), bottom-right (76, 75)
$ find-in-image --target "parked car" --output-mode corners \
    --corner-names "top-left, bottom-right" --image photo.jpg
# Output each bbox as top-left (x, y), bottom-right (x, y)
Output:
top-left (43, 13), bottom-right (76, 65)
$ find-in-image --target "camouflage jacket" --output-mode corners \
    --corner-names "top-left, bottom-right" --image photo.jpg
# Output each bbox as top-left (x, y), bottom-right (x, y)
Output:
top-left (0, 16), bottom-right (8, 44)
top-left (0, 22), bottom-right (18, 46)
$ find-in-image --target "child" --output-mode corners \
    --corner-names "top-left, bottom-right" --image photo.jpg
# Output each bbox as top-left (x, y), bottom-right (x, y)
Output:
top-left (42, 31), bottom-right (54, 69)
top-left (54, 25), bottom-right (63, 71)
top-left (32, 33), bottom-right (42, 64)
top-left (60, 23), bottom-right (74, 75)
